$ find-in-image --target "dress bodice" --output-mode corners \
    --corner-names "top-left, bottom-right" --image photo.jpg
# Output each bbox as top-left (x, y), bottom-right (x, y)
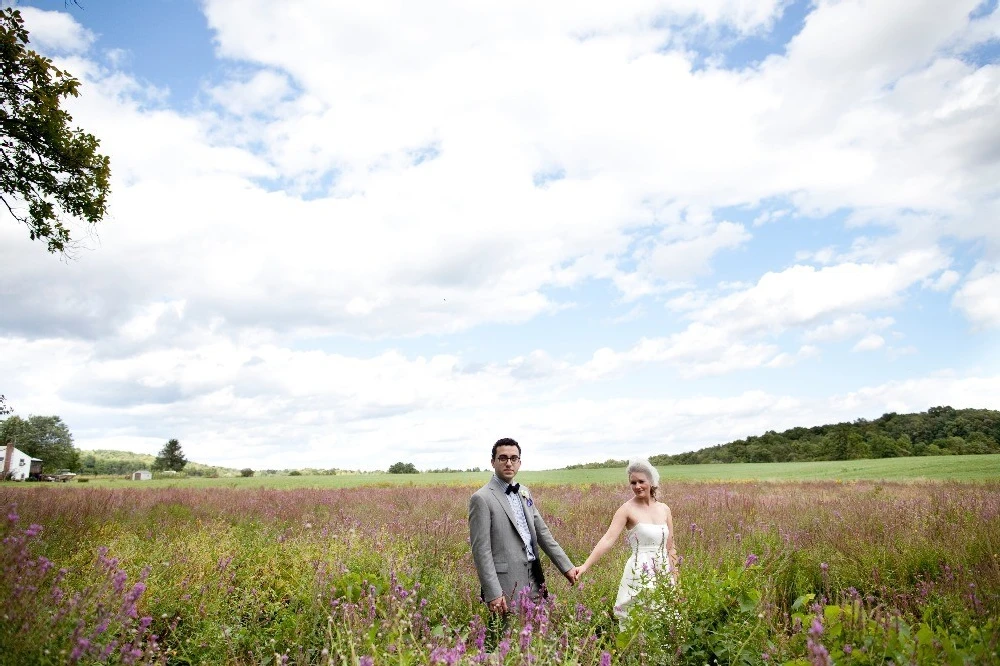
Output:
top-left (616, 523), bottom-right (674, 627)
top-left (626, 522), bottom-right (669, 554)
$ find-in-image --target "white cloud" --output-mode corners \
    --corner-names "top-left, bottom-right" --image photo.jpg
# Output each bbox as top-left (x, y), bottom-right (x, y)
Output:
top-left (953, 269), bottom-right (1000, 328)
top-left (681, 250), bottom-right (949, 335)
top-left (17, 7), bottom-right (95, 53)
top-left (6, 326), bottom-right (997, 470)
top-left (7, 0), bottom-right (993, 345)
top-left (804, 314), bottom-right (895, 343)
top-left (852, 333), bottom-right (886, 352)
top-left (926, 269), bottom-right (961, 292)
top-left (637, 221), bottom-right (752, 283)
top-left (207, 69), bottom-right (293, 117)
top-left (581, 250), bottom-right (948, 377)
top-left (4, 1), bottom-right (1000, 470)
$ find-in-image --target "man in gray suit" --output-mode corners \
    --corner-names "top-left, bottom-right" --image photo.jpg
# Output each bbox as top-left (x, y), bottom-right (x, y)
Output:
top-left (469, 437), bottom-right (576, 614)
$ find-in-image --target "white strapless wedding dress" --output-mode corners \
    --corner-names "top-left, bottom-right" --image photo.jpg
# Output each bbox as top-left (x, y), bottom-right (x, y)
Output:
top-left (613, 523), bottom-right (673, 625)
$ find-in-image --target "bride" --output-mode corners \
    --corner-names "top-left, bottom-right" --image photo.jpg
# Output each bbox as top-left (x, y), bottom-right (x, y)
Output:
top-left (570, 458), bottom-right (678, 627)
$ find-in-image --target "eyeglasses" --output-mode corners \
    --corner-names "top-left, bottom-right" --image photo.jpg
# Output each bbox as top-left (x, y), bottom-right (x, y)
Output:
top-left (496, 455), bottom-right (521, 463)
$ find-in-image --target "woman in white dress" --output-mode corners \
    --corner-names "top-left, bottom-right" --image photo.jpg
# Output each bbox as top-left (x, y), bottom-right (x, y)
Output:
top-left (570, 459), bottom-right (678, 627)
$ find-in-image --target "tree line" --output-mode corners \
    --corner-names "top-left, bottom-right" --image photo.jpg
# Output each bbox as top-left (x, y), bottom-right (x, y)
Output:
top-left (1, 409), bottom-right (198, 476)
top-left (568, 406), bottom-right (1000, 468)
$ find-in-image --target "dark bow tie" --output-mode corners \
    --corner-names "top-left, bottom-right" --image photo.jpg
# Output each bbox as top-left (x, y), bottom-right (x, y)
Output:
top-left (505, 483), bottom-right (520, 495)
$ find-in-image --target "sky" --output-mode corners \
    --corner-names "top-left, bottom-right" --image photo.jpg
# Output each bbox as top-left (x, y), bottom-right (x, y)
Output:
top-left (1, 0), bottom-right (999, 472)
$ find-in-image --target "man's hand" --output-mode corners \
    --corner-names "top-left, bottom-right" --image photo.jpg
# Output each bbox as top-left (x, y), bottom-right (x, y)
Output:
top-left (488, 595), bottom-right (509, 614)
top-left (565, 567), bottom-right (581, 584)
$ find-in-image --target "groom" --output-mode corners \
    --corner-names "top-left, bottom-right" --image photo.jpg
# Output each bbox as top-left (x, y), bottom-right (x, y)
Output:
top-left (468, 437), bottom-right (576, 614)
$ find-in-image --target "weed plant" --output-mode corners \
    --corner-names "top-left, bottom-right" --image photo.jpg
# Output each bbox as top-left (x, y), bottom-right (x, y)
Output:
top-left (1, 481), bottom-right (998, 664)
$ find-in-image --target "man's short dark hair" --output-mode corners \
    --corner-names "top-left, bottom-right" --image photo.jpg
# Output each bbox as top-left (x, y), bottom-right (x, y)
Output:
top-left (492, 438), bottom-right (521, 460)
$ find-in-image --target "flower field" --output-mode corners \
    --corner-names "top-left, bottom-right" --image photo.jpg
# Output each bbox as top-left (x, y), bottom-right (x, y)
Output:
top-left (1, 480), bottom-right (998, 664)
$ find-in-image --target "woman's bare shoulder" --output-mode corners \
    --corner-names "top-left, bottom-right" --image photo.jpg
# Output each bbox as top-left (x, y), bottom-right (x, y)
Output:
top-left (617, 499), bottom-right (637, 515)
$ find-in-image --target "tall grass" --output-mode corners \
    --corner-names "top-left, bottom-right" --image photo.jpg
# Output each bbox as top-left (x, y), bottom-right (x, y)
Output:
top-left (1, 481), bottom-right (997, 664)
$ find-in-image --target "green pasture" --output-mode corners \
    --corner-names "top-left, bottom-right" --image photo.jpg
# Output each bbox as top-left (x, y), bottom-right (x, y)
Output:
top-left (55, 453), bottom-right (1000, 489)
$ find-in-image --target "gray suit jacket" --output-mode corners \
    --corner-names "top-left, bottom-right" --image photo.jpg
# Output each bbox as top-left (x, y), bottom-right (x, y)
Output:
top-left (468, 475), bottom-right (573, 603)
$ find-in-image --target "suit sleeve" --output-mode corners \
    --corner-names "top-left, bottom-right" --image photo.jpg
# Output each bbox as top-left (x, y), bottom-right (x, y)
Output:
top-left (469, 492), bottom-right (503, 602)
top-left (530, 501), bottom-right (573, 573)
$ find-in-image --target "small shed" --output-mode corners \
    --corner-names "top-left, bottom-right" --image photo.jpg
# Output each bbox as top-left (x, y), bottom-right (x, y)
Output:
top-left (131, 470), bottom-right (152, 481)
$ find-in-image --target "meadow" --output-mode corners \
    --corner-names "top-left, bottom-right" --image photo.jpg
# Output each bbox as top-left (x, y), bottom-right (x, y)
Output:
top-left (1, 465), bottom-right (998, 664)
top-left (69, 453), bottom-right (1000, 489)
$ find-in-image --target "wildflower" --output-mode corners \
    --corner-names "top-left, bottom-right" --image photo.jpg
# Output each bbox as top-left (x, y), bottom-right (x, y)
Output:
top-left (69, 637), bottom-right (91, 661)
top-left (807, 637), bottom-right (832, 666)
top-left (359, 657), bottom-right (374, 666)
top-left (498, 638), bottom-right (511, 661)
top-left (113, 569), bottom-right (129, 594)
top-left (520, 623), bottom-right (533, 651)
top-left (600, 651), bottom-right (612, 666)
top-left (744, 553), bottom-right (759, 568)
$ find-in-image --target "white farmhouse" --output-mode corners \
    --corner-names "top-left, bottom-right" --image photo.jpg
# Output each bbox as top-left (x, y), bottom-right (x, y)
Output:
top-left (2, 443), bottom-right (43, 481)
top-left (132, 470), bottom-right (152, 481)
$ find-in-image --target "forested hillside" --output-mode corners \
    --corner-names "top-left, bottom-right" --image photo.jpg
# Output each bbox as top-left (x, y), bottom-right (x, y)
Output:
top-left (79, 449), bottom-right (234, 476)
top-left (661, 406), bottom-right (1000, 464)
top-left (568, 406), bottom-right (1000, 468)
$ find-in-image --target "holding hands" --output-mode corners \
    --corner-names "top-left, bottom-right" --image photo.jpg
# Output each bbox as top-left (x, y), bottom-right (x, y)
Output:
top-left (487, 595), bottom-right (509, 614)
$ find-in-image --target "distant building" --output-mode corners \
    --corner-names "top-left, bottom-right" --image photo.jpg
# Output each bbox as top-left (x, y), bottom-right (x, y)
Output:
top-left (131, 470), bottom-right (152, 481)
top-left (2, 443), bottom-right (43, 481)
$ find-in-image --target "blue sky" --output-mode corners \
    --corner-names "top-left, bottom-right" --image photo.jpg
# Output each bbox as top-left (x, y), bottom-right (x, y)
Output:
top-left (2, 0), bottom-right (999, 471)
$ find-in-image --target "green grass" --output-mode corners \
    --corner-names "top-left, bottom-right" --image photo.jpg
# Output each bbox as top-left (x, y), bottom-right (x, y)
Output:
top-left (60, 454), bottom-right (1000, 489)
top-left (4, 477), bottom-right (998, 664)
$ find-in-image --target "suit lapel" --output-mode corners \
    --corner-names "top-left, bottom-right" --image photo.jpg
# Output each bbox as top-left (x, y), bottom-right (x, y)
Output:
top-left (489, 476), bottom-right (519, 530)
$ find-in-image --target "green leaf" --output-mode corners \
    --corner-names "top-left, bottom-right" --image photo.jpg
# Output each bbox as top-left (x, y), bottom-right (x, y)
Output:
top-left (738, 589), bottom-right (760, 613)
top-left (791, 594), bottom-right (815, 611)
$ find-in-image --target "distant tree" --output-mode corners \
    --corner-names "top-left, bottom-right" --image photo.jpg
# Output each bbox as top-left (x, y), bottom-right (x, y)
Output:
top-left (288, 470), bottom-right (301, 476)
top-left (387, 461), bottom-right (419, 474)
top-left (1, 8), bottom-right (112, 253)
top-left (0, 415), bottom-right (29, 449)
top-left (0, 395), bottom-right (11, 416)
top-left (868, 433), bottom-right (899, 458)
top-left (152, 439), bottom-right (187, 472)
top-left (240, 468), bottom-right (254, 478)
top-left (26, 415), bottom-right (78, 471)
top-left (1, 414), bottom-right (79, 472)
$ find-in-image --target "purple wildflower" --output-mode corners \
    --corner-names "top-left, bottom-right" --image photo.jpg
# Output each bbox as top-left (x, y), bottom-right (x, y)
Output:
top-left (69, 637), bottom-right (91, 661)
